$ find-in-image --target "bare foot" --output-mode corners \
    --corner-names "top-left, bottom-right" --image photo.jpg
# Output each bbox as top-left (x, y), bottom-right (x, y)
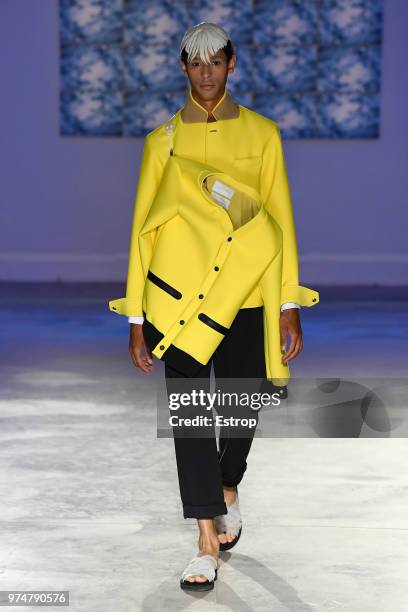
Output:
top-left (184, 534), bottom-right (219, 584)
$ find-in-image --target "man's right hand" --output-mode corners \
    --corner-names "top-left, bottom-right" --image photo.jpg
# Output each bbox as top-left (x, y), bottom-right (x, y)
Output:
top-left (129, 323), bottom-right (153, 373)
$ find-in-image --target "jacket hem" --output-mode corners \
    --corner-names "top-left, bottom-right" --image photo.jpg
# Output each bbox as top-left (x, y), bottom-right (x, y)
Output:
top-left (142, 313), bottom-right (208, 377)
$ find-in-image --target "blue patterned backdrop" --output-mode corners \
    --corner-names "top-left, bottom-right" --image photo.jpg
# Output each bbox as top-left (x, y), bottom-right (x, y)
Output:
top-left (59, 0), bottom-right (383, 138)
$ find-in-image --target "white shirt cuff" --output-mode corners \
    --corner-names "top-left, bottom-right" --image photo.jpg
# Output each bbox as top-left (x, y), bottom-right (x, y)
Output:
top-left (128, 316), bottom-right (144, 324)
top-left (280, 302), bottom-right (300, 312)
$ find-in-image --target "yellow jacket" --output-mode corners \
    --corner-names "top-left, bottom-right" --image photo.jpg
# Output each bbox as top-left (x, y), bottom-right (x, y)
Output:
top-left (108, 87), bottom-right (319, 382)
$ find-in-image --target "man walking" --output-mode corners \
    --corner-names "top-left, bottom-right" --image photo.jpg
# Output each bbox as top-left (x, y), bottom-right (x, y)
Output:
top-left (109, 21), bottom-right (319, 590)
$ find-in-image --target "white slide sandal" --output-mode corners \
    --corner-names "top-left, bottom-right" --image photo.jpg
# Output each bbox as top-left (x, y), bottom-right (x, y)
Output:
top-left (214, 486), bottom-right (242, 551)
top-left (180, 554), bottom-right (218, 591)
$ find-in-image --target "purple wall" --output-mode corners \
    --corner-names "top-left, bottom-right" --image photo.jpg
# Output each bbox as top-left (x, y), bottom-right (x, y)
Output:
top-left (1, 0), bottom-right (407, 284)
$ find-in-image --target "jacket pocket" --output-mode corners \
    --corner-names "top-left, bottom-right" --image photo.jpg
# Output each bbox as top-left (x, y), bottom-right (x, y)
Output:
top-left (233, 155), bottom-right (262, 166)
top-left (147, 270), bottom-right (182, 300)
top-left (198, 312), bottom-right (230, 335)
top-left (232, 156), bottom-right (262, 181)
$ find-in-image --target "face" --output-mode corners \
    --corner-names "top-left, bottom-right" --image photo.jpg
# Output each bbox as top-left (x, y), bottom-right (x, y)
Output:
top-left (180, 50), bottom-right (236, 102)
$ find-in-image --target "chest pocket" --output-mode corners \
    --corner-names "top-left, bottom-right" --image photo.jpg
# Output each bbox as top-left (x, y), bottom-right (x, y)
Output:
top-left (232, 156), bottom-right (262, 183)
top-left (233, 155), bottom-right (262, 166)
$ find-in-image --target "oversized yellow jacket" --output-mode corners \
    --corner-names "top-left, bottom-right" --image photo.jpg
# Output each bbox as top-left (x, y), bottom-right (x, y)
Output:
top-left (108, 87), bottom-right (319, 383)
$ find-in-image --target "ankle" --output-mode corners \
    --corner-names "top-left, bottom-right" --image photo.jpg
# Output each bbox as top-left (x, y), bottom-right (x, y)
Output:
top-left (223, 485), bottom-right (237, 505)
top-left (198, 534), bottom-right (220, 555)
top-left (223, 485), bottom-right (236, 492)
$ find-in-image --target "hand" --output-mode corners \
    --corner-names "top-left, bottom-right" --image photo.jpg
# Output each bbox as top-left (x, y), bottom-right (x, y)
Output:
top-left (279, 308), bottom-right (303, 364)
top-left (129, 323), bottom-right (153, 373)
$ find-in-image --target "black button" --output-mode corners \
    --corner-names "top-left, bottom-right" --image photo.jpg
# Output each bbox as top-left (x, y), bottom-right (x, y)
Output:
top-left (159, 344), bottom-right (165, 350)
top-left (214, 266), bottom-right (219, 271)
top-left (227, 237), bottom-right (232, 241)
top-left (312, 298), bottom-right (316, 302)
top-left (198, 294), bottom-right (204, 299)
top-left (179, 320), bottom-right (184, 325)
top-left (112, 307), bottom-right (116, 310)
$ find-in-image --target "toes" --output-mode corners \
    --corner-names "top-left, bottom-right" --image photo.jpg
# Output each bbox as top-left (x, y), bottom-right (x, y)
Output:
top-left (217, 531), bottom-right (238, 544)
top-left (187, 575), bottom-right (206, 582)
top-left (217, 530), bottom-right (238, 543)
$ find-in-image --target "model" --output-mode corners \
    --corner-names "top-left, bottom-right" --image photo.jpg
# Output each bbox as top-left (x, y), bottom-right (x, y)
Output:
top-left (109, 21), bottom-right (319, 591)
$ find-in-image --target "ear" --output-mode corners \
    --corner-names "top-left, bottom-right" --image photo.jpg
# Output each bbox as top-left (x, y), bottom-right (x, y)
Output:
top-left (228, 65), bottom-right (236, 76)
top-left (179, 59), bottom-right (187, 74)
top-left (227, 55), bottom-right (237, 74)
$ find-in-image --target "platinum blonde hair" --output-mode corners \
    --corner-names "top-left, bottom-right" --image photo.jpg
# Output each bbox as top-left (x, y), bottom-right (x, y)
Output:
top-left (179, 22), bottom-right (231, 64)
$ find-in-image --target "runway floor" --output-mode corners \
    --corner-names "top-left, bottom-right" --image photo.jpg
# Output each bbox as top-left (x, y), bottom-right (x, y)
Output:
top-left (0, 282), bottom-right (407, 611)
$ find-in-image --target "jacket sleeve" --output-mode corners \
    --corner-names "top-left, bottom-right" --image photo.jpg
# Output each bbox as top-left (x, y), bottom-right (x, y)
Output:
top-left (260, 124), bottom-right (319, 307)
top-left (258, 246), bottom-right (290, 385)
top-left (109, 134), bottom-right (165, 317)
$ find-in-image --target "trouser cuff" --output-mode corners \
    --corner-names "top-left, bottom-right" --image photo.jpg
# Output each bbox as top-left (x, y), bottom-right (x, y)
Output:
top-left (222, 479), bottom-right (240, 487)
top-left (183, 501), bottom-right (228, 519)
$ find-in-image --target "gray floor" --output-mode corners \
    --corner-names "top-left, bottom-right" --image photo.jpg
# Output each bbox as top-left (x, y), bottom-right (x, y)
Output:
top-left (0, 283), bottom-right (407, 611)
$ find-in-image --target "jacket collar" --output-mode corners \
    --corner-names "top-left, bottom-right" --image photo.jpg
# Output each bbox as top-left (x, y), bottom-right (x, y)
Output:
top-left (180, 86), bottom-right (240, 123)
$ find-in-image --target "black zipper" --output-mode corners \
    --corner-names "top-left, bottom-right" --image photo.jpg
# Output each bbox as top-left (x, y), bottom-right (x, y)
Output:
top-left (198, 312), bottom-right (230, 335)
top-left (147, 270), bottom-right (182, 300)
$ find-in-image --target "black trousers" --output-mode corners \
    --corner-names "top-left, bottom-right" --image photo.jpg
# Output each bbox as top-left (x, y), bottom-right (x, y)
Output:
top-left (162, 306), bottom-right (266, 519)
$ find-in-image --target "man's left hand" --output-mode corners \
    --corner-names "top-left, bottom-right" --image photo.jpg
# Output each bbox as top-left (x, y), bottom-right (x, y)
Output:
top-left (279, 308), bottom-right (303, 364)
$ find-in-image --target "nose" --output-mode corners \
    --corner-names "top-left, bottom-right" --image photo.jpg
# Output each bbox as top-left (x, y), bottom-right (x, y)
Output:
top-left (201, 63), bottom-right (212, 76)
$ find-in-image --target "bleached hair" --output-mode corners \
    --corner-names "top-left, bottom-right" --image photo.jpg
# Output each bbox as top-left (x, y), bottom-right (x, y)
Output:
top-left (179, 22), bottom-right (230, 64)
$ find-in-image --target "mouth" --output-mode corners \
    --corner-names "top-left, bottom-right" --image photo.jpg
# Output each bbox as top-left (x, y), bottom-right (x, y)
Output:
top-left (200, 83), bottom-right (215, 89)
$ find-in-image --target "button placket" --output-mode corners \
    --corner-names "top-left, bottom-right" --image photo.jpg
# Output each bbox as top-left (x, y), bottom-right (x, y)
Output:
top-left (151, 239), bottom-right (231, 357)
